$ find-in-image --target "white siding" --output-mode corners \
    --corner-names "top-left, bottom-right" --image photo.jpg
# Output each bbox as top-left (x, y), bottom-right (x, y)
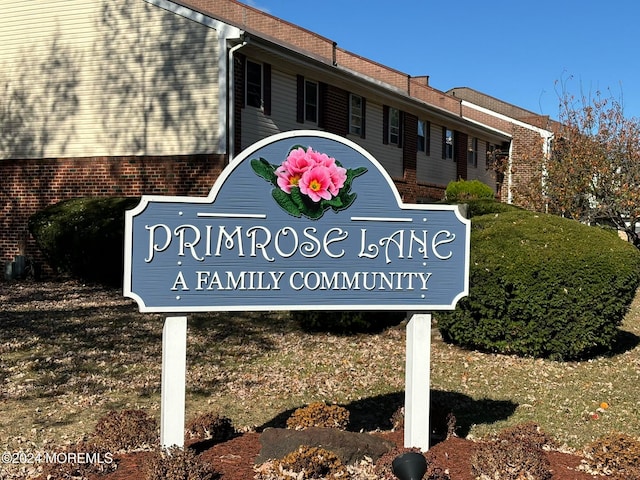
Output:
top-left (0, 0), bottom-right (222, 159)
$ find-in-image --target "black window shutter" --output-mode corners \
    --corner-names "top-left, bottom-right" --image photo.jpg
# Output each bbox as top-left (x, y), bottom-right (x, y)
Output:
top-left (398, 111), bottom-right (404, 148)
top-left (382, 105), bottom-right (389, 144)
top-left (296, 75), bottom-right (304, 123)
top-left (263, 62), bottom-right (271, 116)
top-left (442, 127), bottom-right (446, 159)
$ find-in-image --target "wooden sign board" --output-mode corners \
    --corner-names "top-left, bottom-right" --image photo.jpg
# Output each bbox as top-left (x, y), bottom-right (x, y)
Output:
top-left (124, 131), bottom-right (469, 311)
top-left (123, 130), bottom-right (470, 450)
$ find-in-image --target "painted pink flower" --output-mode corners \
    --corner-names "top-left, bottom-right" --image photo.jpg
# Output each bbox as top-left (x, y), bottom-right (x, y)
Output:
top-left (275, 167), bottom-right (301, 193)
top-left (276, 146), bottom-right (346, 200)
top-left (275, 147), bottom-right (314, 193)
top-left (299, 165), bottom-right (333, 202)
top-left (326, 162), bottom-right (347, 195)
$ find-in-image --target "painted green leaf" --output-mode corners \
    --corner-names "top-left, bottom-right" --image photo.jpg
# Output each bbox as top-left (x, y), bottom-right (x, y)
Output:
top-left (251, 158), bottom-right (277, 185)
top-left (323, 196), bottom-right (344, 208)
top-left (272, 188), bottom-right (301, 217)
top-left (339, 192), bottom-right (357, 210)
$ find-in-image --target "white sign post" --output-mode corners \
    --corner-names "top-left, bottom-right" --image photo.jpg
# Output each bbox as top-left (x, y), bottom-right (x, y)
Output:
top-left (160, 316), bottom-right (187, 448)
top-left (404, 313), bottom-right (432, 451)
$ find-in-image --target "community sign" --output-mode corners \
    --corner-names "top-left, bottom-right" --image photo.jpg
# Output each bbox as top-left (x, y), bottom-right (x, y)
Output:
top-left (124, 130), bottom-right (470, 312)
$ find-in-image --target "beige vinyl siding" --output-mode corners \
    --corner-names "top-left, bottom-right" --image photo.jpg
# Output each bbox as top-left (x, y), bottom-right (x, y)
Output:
top-left (416, 124), bottom-right (457, 185)
top-left (241, 68), bottom-right (321, 149)
top-left (467, 142), bottom-right (496, 188)
top-left (347, 102), bottom-right (403, 179)
top-left (1, 0), bottom-right (221, 159)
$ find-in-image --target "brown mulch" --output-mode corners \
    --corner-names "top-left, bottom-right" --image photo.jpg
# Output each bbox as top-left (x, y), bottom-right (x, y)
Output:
top-left (87, 429), bottom-right (596, 480)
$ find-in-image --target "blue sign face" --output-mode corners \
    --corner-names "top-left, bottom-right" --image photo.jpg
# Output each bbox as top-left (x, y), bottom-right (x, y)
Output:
top-left (124, 131), bottom-right (469, 312)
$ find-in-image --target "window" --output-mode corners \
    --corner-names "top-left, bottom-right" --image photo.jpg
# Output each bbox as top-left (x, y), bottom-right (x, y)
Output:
top-left (349, 94), bottom-right (364, 136)
top-left (417, 120), bottom-right (430, 154)
top-left (443, 128), bottom-right (454, 159)
top-left (383, 105), bottom-right (402, 146)
top-left (468, 137), bottom-right (478, 167)
top-left (246, 60), bottom-right (262, 108)
top-left (389, 107), bottom-right (400, 145)
top-left (304, 80), bottom-right (318, 123)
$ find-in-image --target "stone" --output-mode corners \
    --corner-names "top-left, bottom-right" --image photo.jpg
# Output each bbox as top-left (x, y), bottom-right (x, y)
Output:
top-left (256, 427), bottom-right (395, 465)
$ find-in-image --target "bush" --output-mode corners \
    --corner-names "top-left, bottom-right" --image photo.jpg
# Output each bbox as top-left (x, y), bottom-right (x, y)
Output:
top-left (145, 446), bottom-right (218, 480)
top-left (463, 198), bottom-right (522, 218)
top-left (92, 409), bottom-right (158, 452)
top-left (470, 437), bottom-right (552, 480)
top-left (445, 179), bottom-right (495, 202)
top-left (286, 402), bottom-right (350, 430)
top-left (185, 412), bottom-right (235, 442)
top-left (492, 422), bottom-right (557, 451)
top-left (28, 196), bottom-right (140, 286)
top-left (40, 441), bottom-right (117, 479)
top-left (256, 446), bottom-right (349, 479)
top-left (292, 310), bottom-right (405, 334)
top-left (437, 209), bottom-right (640, 359)
top-left (583, 432), bottom-right (640, 477)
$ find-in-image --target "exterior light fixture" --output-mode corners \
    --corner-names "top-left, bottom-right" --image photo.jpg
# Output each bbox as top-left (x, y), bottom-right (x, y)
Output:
top-left (392, 451), bottom-right (428, 480)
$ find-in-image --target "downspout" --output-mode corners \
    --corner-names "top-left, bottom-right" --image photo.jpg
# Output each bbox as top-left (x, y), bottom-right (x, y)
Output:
top-left (541, 132), bottom-right (554, 213)
top-left (228, 36), bottom-right (248, 162)
top-left (506, 141), bottom-right (514, 204)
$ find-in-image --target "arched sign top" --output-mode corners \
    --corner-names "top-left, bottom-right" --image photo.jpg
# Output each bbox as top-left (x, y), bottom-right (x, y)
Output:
top-left (124, 130), bottom-right (469, 312)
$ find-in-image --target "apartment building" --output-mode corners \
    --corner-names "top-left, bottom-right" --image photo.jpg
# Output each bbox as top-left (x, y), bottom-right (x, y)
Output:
top-left (0, 0), bottom-right (550, 270)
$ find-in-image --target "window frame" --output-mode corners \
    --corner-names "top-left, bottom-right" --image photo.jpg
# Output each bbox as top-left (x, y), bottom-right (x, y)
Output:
top-left (304, 80), bottom-right (318, 123)
top-left (389, 107), bottom-right (400, 145)
top-left (245, 59), bottom-right (262, 109)
top-left (468, 137), bottom-right (478, 167)
top-left (443, 127), bottom-right (454, 160)
top-left (349, 94), bottom-right (364, 136)
top-left (417, 120), bottom-right (431, 155)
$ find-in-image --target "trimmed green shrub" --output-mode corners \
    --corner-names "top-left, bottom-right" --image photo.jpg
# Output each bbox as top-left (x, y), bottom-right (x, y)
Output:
top-left (437, 209), bottom-right (640, 360)
top-left (463, 198), bottom-right (522, 217)
top-left (445, 179), bottom-right (495, 202)
top-left (28, 197), bottom-right (140, 286)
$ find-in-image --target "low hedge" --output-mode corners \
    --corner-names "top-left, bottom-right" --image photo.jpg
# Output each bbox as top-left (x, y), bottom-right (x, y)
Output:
top-left (445, 179), bottom-right (495, 202)
top-left (437, 208), bottom-right (640, 360)
top-left (29, 197), bottom-right (140, 286)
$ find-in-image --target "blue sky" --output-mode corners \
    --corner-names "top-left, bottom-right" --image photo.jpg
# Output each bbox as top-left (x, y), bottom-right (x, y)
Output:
top-left (238, 1), bottom-right (640, 120)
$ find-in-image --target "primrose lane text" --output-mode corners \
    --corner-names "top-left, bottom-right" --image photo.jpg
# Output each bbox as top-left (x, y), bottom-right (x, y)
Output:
top-left (145, 224), bottom-right (456, 264)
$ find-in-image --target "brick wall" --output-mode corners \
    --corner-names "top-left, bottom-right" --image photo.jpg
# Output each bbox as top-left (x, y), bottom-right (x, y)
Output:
top-left (507, 125), bottom-right (545, 206)
top-left (1, 155), bottom-right (226, 273)
top-left (321, 84), bottom-right (349, 136)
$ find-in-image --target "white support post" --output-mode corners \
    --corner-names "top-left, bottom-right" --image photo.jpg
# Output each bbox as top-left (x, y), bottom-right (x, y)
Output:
top-left (160, 316), bottom-right (188, 449)
top-left (404, 312), bottom-right (431, 451)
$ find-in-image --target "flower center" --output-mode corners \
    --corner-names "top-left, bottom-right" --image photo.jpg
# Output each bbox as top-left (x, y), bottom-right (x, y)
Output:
top-left (309, 179), bottom-right (322, 192)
